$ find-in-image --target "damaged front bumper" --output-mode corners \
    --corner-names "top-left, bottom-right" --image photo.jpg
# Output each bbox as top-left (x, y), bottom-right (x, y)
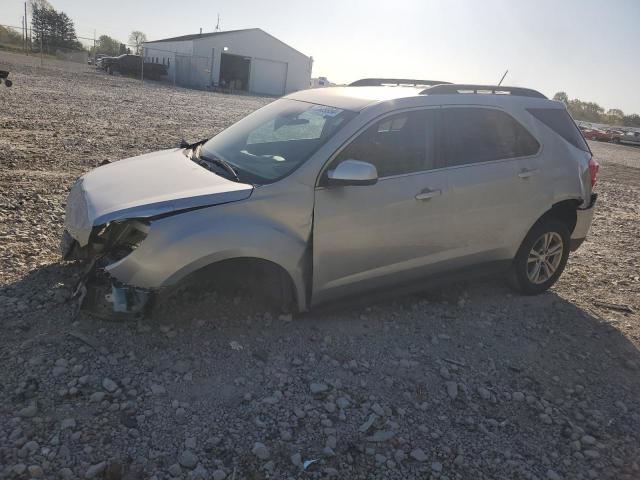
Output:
top-left (570, 193), bottom-right (597, 251)
top-left (107, 281), bottom-right (151, 314)
top-left (70, 261), bottom-right (153, 317)
top-left (63, 220), bottom-right (154, 317)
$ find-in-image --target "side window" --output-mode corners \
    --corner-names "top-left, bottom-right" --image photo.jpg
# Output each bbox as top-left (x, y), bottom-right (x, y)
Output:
top-left (527, 108), bottom-right (589, 152)
top-left (335, 110), bottom-right (434, 177)
top-left (443, 108), bottom-right (539, 167)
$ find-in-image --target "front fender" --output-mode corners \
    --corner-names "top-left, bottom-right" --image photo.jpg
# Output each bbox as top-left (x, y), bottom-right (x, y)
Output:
top-left (105, 207), bottom-right (310, 310)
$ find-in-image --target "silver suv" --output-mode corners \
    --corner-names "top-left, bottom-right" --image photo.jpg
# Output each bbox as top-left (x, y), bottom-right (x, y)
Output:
top-left (62, 79), bottom-right (599, 314)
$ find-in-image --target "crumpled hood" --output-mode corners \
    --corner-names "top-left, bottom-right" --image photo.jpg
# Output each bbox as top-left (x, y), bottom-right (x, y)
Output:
top-left (65, 148), bottom-right (253, 246)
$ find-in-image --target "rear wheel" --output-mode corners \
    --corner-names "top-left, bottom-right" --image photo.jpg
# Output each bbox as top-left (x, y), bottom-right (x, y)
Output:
top-left (509, 218), bottom-right (570, 294)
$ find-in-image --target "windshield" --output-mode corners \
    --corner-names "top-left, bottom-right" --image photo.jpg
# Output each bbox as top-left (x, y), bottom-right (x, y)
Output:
top-left (200, 99), bottom-right (357, 184)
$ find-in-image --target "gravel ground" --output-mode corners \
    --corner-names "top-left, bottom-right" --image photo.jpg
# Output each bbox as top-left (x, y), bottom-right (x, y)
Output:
top-left (1, 52), bottom-right (639, 480)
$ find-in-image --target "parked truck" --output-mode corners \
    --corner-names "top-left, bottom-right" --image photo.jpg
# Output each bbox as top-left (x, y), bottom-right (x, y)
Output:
top-left (101, 54), bottom-right (168, 80)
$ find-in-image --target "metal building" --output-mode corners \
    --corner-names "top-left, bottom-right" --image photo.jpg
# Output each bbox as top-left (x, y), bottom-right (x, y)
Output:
top-left (143, 28), bottom-right (312, 96)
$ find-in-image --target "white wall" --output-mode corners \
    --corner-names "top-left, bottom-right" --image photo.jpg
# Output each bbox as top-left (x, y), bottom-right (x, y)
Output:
top-left (145, 29), bottom-right (312, 95)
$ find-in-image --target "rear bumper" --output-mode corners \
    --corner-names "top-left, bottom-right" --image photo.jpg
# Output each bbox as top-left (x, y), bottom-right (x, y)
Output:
top-left (570, 193), bottom-right (597, 251)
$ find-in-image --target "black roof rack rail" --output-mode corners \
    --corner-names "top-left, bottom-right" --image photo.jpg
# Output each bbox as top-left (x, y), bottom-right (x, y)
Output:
top-left (349, 78), bottom-right (452, 87)
top-left (421, 84), bottom-right (547, 99)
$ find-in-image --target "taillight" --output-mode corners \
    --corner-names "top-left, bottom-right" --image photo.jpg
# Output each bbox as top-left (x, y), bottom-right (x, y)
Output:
top-left (589, 157), bottom-right (600, 187)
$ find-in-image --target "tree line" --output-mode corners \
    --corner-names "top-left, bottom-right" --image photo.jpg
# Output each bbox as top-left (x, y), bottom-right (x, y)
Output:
top-left (553, 92), bottom-right (640, 128)
top-left (0, 0), bottom-right (148, 58)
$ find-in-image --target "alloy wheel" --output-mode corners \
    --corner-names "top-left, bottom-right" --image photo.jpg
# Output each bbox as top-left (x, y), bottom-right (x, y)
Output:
top-left (527, 232), bottom-right (564, 284)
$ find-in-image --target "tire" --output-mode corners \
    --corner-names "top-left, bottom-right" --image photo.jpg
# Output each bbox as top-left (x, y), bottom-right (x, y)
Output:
top-left (509, 217), bottom-right (570, 295)
top-left (612, 138), bottom-right (620, 144)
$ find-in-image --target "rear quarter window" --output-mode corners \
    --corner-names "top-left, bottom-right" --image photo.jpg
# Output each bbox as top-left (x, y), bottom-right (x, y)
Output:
top-left (442, 108), bottom-right (540, 167)
top-left (527, 108), bottom-right (590, 152)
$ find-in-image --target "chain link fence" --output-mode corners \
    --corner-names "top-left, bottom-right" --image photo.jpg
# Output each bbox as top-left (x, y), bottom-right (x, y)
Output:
top-left (0, 23), bottom-right (91, 72)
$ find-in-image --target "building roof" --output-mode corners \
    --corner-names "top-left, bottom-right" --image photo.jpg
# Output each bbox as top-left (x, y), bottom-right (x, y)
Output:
top-left (145, 28), bottom-right (309, 59)
top-left (146, 28), bottom-right (257, 43)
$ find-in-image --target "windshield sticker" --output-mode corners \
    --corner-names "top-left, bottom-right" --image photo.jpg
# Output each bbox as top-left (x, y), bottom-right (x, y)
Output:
top-left (309, 105), bottom-right (343, 117)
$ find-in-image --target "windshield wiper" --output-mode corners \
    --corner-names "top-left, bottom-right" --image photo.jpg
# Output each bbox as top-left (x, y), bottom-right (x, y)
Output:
top-left (195, 145), bottom-right (240, 182)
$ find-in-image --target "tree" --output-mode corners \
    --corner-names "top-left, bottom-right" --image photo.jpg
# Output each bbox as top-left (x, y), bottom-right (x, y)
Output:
top-left (31, 3), bottom-right (83, 53)
top-left (128, 31), bottom-right (147, 55)
top-left (566, 98), bottom-right (604, 123)
top-left (0, 25), bottom-right (23, 48)
top-left (92, 35), bottom-right (121, 56)
top-left (623, 114), bottom-right (640, 128)
top-left (553, 92), bottom-right (569, 105)
top-left (606, 109), bottom-right (624, 118)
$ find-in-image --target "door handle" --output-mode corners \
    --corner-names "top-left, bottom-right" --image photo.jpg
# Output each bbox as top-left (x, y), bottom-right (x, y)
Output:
top-left (518, 168), bottom-right (540, 179)
top-left (415, 188), bottom-right (442, 201)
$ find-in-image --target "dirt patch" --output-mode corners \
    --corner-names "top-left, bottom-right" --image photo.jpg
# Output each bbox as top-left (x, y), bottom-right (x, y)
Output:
top-left (1, 53), bottom-right (639, 479)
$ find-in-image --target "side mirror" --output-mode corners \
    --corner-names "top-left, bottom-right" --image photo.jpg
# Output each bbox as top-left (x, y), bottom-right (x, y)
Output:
top-left (327, 160), bottom-right (378, 186)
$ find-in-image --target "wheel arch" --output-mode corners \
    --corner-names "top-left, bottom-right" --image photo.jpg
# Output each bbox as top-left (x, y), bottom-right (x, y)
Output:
top-left (161, 250), bottom-right (308, 312)
top-left (540, 199), bottom-right (580, 235)
top-left (514, 199), bottom-right (580, 258)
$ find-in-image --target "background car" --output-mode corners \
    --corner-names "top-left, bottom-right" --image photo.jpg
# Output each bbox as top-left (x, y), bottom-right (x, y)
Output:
top-left (100, 54), bottom-right (168, 79)
top-left (620, 131), bottom-right (640, 146)
top-left (583, 128), bottom-right (622, 143)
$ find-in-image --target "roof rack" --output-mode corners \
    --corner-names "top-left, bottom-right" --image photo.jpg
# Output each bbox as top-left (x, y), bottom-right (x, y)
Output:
top-left (349, 78), bottom-right (452, 87)
top-left (421, 84), bottom-right (547, 99)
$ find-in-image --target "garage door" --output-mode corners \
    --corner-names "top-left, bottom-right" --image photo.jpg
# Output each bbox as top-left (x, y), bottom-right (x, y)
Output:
top-left (250, 58), bottom-right (287, 96)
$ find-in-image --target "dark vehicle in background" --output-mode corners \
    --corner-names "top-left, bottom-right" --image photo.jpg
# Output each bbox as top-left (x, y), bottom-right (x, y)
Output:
top-left (91, 53), bottom-right (108, 67)
top-left (100, 54), bottom-right (168, 79)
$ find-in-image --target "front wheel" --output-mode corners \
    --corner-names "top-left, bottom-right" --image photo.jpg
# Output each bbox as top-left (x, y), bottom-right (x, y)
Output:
top-left (509, 218), bottom-right (570, 294)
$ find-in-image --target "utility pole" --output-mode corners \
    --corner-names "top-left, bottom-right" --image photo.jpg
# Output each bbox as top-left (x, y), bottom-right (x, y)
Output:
top-left (40, 28), bottom-right (43, 66)
top-left (24, 2), bottom-right (28, 54)
top-left (141, 46), bottom-right (144, 83)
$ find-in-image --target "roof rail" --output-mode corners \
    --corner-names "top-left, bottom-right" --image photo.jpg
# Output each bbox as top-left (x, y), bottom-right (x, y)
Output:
top-left (349, 78), bottom-right (452, 87)
top-left (421, 84), bottom-right (547, 99)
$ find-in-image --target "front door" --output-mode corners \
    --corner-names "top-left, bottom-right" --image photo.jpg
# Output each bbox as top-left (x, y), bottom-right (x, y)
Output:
top-left (312, 108), bottom-right (452, 306)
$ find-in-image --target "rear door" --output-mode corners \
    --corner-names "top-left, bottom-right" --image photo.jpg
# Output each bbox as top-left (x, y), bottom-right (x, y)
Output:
top-left (312, 108), bottom-right (453, 305)
top-left (441, 106), bottom-right (542, 262)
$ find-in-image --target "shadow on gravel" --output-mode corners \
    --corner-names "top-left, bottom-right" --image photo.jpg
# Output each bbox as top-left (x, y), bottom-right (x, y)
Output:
top-left (4, 261), bottom-right (640, 393)
top-left (3, 263), bottom-right (640, 478)
top-left (0, 263), bottom-right (77, 323)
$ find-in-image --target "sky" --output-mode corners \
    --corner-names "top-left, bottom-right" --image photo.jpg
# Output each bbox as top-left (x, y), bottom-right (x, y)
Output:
top-left (2, 0), bottom-right (639, 113)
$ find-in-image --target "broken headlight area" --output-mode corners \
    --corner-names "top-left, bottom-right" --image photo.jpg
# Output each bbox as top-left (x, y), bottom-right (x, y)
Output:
top-left (62, 219), bottom-right (150, 262)
top-left (65, 220), bottom-right (153, 317)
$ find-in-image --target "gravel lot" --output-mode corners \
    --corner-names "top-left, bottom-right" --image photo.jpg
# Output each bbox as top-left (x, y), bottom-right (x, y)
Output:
top-left (1, 52), bottom-right (639, 480)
